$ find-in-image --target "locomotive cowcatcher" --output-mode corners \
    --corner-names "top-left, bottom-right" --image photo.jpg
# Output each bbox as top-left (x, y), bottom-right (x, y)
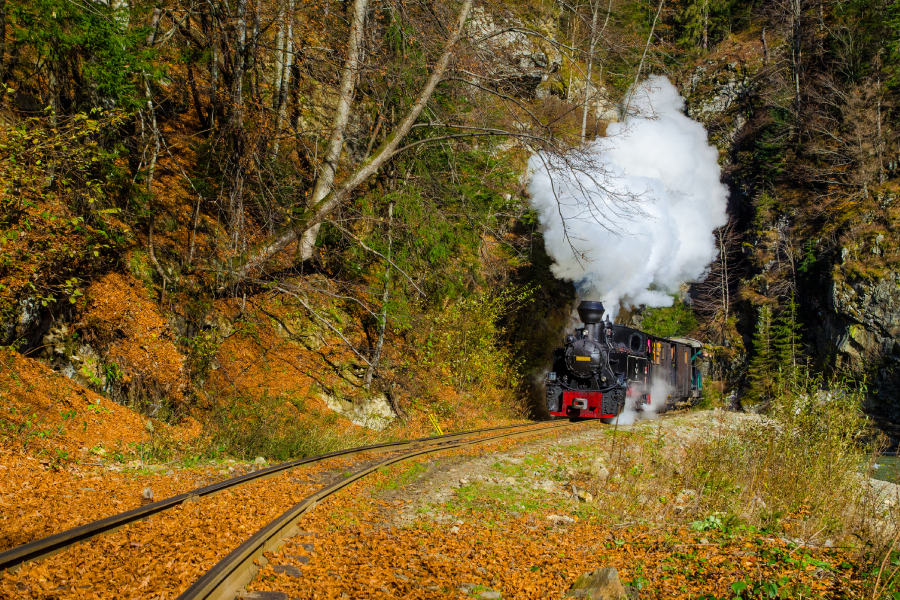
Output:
top-left (546, 301), bottom-right (703, 421)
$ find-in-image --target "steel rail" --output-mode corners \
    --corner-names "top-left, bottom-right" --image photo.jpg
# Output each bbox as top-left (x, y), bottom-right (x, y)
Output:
top-left (177, 420), bottom-right (578, 600)
top-left (0, 421), bottom-right (561, 574)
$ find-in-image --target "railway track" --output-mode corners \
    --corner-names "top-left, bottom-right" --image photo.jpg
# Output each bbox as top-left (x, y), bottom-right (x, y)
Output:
top-left (0, 420), bottom-right (579, 599)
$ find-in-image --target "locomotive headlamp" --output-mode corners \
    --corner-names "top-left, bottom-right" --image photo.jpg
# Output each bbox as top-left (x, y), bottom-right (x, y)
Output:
top-left (565, 334), bottom-right (575, 344)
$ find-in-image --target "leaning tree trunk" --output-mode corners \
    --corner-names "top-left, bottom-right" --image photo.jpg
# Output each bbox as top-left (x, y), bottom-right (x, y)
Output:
top-left (236, 0), bottom-right (474, 276)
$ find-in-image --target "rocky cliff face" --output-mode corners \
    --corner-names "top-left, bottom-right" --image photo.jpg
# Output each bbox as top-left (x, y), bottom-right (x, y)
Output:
top-left (678, 38), bottom-right (900, 437)
top-left (821, 271), bottom-right (900, 424)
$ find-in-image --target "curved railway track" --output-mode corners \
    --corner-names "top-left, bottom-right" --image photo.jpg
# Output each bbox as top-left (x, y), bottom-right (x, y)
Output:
top-left (0, 420), bottom-right (580, 598)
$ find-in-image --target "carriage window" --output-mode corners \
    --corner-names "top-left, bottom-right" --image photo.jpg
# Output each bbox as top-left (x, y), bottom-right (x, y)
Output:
top-left (629, 334), bottom-right (642, 353)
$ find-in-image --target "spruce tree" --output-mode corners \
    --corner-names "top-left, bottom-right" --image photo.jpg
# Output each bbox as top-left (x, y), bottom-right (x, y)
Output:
top-left (773, 292), bottom-right (803, 387)
top-left (675, 0), bottom-right (734, 50)
top-left (747, 304), bottom-right (775, 404)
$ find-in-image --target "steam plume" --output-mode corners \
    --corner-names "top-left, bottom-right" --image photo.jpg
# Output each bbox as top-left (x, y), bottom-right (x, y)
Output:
top-left (528, 76), bottom-right (728, 318)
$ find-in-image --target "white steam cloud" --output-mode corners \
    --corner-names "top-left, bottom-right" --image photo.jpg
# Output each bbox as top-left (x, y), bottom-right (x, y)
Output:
top-left (612, 379), bottom-right (674, 425)
top-left (528, 76), bottom-right (729, 318)
top-left (613, 379), bottom-right (673, 425)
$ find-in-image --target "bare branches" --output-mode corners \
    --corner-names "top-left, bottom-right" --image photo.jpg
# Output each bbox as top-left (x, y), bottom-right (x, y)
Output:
top-left (235, 0), bottom-right (475, 277)
top-left (327, 220), bottom-right (425, 297)
top-left (693, 220), bottom-right (742, 344)
top-left (268, 281), bottom-right (375, 368)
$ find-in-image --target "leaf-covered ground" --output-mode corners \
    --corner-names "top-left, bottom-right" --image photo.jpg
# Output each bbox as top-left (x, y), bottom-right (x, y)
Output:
top-left (246, 414), bottom-right (885, 599)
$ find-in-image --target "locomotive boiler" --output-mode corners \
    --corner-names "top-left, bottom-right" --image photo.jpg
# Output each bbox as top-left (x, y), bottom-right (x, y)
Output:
top-left (545, 301), bottom-right (703, 421)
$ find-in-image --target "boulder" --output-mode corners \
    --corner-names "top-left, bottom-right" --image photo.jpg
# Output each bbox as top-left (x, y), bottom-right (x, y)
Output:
top-left (466, 7), bottom-right (561, 99)
top-left (565, 567), bottom-right (629, 599)
top-left (589, 457), bottom-right (609, 479)
top-left (321, 392), bottom-right (395, 431)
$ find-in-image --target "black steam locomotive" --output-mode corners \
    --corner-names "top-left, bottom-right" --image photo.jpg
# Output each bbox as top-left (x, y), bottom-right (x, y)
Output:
top-left (546, 301), bottom-right (703, 421)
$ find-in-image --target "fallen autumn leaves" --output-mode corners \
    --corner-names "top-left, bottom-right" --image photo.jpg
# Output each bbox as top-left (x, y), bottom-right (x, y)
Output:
top-left (242, 416), bottom-right (867, 599)
top-left (1, 413), bottom-right (891, 599)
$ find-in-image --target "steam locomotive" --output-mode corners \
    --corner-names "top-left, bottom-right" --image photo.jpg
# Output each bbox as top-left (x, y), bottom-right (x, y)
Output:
top-left (546, 301), bottom-right (703, 421)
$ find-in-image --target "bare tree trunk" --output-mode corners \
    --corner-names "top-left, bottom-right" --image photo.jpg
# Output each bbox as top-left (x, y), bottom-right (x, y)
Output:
top-left (717, 228), bottom-right (726, 325)
top-left (273, 8), bottom-right (285, 105)
top-left (143, 80), bottom-right (161, 193)
top-left (146, 8), bottom-right (162, 45)
top-left (210, 44), bottom-right (218, 129)
top-left (567, 16), bottom-right (575, 100)
top-left (625, 0), bottom-right (665, 116)
top-left (365, 202), bottom-right (392, 389)
top-left (702, 0), bottom-right (708, 50)
top-left (297, 0), bottom-right (370, 261)
top-left (148, 219), bottom-right (170, 285)
top-left (718, 226), bottom-right (730, 341)
top-left (580, 1), bottom-right (600, 144)
top-left (237, 0), bottom-right (474, 276)
top-left (232, 0), bottom-right (247, 130)
top-left (225, 0), bottom-right (250, 248)
top-left (877, 58), bottom-right (885, 184)
top-left (270, 0), bottom-right (294, 159)
top-left (581, 0), bottom-right (612, 143)
top-left (761, 26), bottom-right (768, 65)
top-left (790, 0), bottom-right (802, 113)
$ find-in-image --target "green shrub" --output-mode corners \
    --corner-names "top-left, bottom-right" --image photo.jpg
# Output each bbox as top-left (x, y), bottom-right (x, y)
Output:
top-left (681, 373), bottom-right (876, 543)
top-left (204, 391), bottom-right (370, 461)
top-left (418, 286), bottom-right (531, 400)
top-left (641, 296), bottom-right (698, 338)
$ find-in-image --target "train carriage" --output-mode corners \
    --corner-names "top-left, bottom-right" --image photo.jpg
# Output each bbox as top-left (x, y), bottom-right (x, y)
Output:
top-left (545, 301), bottom-right (703, 421)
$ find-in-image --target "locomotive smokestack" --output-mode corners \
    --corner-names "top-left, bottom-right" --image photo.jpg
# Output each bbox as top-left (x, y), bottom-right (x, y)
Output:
top-left (577, 301), bottom-right (605, 324)
top-left (577, 301), bottom-right (605, 340)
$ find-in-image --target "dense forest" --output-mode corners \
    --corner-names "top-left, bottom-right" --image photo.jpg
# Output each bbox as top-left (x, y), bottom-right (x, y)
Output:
top-left (1, 0), bottom-right (899, 451)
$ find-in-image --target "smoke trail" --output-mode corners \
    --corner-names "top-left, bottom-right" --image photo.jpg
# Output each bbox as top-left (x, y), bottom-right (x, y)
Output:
top-left (643, 378), bottom-right (674, 420)
top-left (528, 76), bottom-right (729, 318)
top-left (614, 379), bottom-right (673, 425)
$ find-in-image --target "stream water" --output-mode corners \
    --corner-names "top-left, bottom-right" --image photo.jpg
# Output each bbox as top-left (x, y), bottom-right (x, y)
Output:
top-left (872, 455), bottom-right (900, 484)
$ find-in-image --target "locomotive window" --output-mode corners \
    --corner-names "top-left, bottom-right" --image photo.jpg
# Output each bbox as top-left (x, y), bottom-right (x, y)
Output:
top-left (629, 333), bottom-right (642, 353)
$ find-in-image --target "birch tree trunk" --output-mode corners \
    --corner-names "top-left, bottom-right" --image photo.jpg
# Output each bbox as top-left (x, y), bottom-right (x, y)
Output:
top-left (581, 0), bottom-right (612, 142)
top-left (273, 8), bottom-right (285, 106)
top-left (270, 0), bottom-right (294, 159)
top-left (580, 1), bottom-right (600, 144)
top-left (297, 0), bottom-right (369, 261)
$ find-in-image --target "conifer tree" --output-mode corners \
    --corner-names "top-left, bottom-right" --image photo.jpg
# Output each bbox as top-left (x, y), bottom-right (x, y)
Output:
top-left (773, 292), bottom-right (803, 386)
top-left (747, 304), bottom-right (775, 403)
top-left (675, 0), bottom-right (733, 50)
